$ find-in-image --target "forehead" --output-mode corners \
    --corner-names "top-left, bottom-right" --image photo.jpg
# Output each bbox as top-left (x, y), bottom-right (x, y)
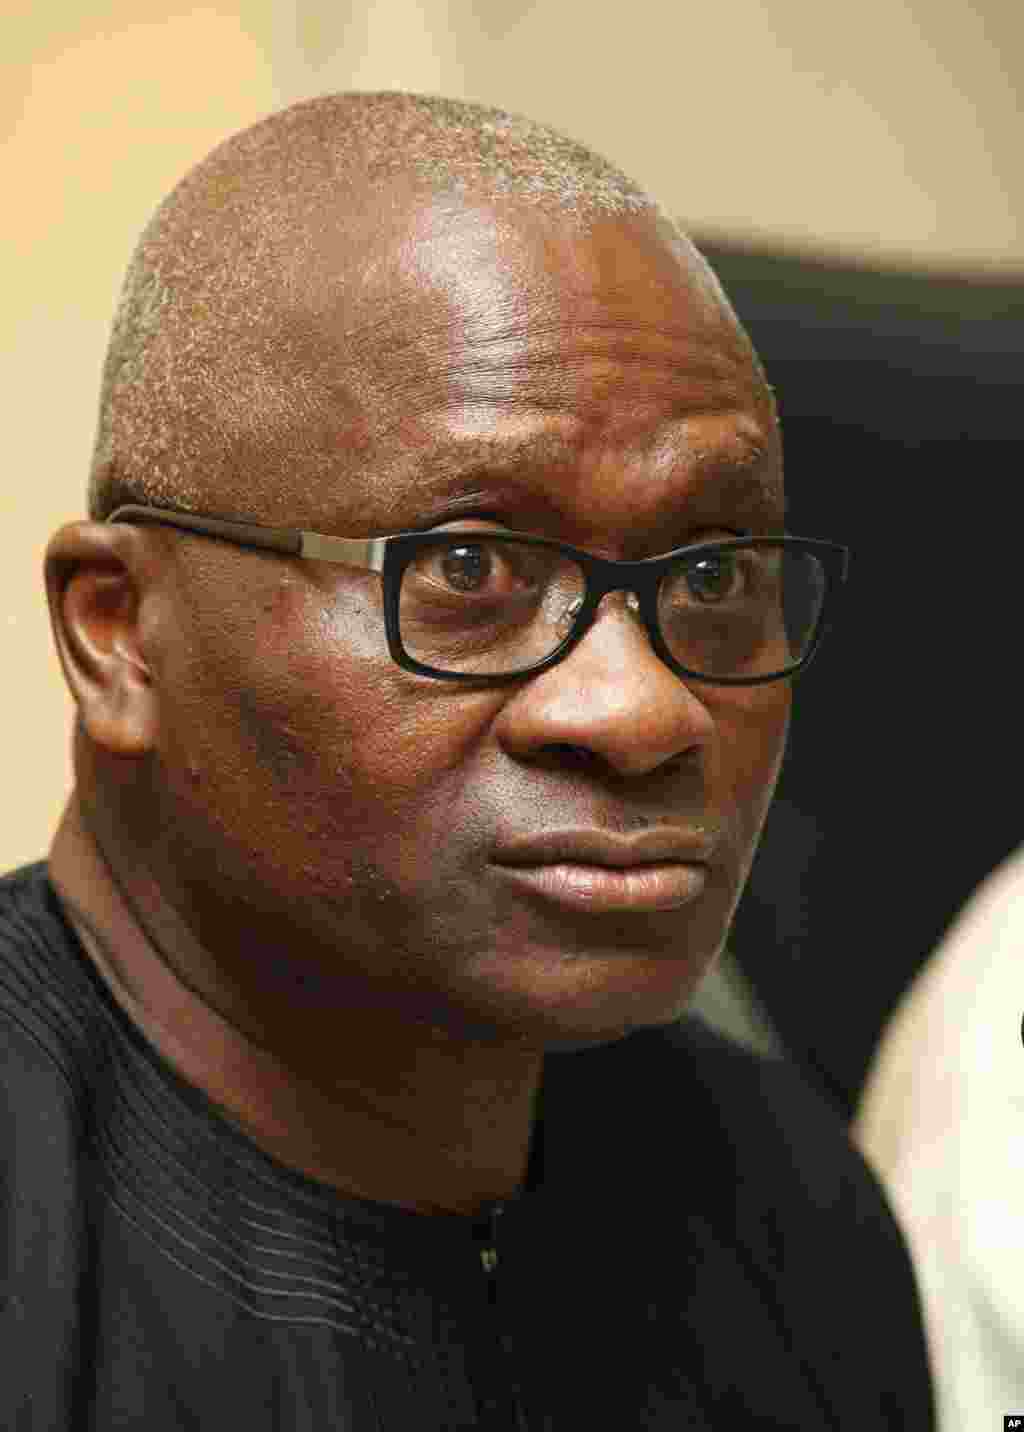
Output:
top-left (242, 190), bottom-right (782, 547)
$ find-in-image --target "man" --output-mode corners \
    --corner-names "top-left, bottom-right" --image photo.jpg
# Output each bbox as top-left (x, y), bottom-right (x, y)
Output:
top-left (2, 93), bottom-right (932, 1427)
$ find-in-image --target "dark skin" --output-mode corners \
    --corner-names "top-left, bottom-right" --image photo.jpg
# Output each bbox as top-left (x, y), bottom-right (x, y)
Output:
top-left (46, 189), bottom-right (788, 1216)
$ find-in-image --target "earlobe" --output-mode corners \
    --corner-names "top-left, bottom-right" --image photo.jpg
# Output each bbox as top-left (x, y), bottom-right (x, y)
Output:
top-left (45, 522), bottom-right (159, 757)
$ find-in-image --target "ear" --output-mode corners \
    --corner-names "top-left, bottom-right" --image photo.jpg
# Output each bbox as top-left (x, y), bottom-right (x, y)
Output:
top-left (45, 521), bottom-right (161, 756)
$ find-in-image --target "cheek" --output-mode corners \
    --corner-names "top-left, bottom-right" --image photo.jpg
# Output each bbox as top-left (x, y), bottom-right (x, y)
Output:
top-left (711, 684), bottom-right (790, 848)
top-left (160, 578), bottom-right (505, 869)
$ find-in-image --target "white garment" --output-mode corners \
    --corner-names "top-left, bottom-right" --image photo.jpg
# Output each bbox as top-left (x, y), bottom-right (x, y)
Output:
top-left (855, 845), bottom-right (1024, 1431)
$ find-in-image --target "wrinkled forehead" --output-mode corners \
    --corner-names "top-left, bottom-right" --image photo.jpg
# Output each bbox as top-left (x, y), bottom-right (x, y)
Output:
top-left (294, 188), bottom-right (756, 397)
top-left (194, 187), bottom-right (780, 539)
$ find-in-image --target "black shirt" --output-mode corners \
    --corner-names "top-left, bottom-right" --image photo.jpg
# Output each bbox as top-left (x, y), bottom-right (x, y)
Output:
top-left (0, 863), bottom-right (933, 1428)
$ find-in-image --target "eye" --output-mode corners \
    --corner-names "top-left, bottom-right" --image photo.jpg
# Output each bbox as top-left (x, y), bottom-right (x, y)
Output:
top-left (440, 543), bottom-right (493, 593)
top-left (683, 550), bottom-right (743, 604)
top-left (414, 537), bottom-right (541, 600)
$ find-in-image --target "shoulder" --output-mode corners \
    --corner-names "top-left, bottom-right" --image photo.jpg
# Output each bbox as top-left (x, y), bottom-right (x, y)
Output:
top-left (674, 1019), bottom-right (933, 1422)
top-left (666, 1017), bottom-right (923, 1265)
top-left (628, 1017), bottom-right (910, 1227)
top-left (554, 1013), bottom-right (932, 1273)
top-left (0, 861), bottom-right (76, 1038)
top-left (0, 866), bottom-right (106, 1429)
top-left (0, 861), bottom-right (100, 1141)
top-left (667, 1014), bottom-right (873, 1182)
top-left (552, 1016), bottom-right (935, 1425)
top-left (0, 860), bottom-right (88, 1024)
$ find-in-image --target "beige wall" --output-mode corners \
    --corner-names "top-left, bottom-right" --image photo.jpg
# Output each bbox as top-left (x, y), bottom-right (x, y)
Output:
top-left (3, 0), bottom-right (1021, 869)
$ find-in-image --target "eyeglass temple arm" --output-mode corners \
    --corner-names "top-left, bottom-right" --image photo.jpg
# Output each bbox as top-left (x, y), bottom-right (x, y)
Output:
top-left (106, 506), bottom-right (377, 567)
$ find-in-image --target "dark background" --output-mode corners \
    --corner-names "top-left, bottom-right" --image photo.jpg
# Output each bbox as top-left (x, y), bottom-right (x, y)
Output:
top-left (700, 243), bottom-right (1023, 1118)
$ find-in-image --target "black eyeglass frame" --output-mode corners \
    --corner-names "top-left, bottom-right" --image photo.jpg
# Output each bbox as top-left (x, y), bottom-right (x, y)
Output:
top-left (108, 504), bottom-right (850, 686)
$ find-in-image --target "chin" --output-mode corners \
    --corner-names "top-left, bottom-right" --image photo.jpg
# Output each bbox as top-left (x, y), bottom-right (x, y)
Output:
top-left (454, 940), bottom-right (721, 1051)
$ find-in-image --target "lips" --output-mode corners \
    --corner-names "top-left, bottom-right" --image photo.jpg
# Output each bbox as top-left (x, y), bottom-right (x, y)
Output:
top-left (491, 827), bottom-right (715, 914)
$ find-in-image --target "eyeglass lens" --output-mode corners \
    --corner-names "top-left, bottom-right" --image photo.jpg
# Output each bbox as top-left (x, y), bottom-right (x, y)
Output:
top-left (397, 536), bottom-right (825, 679)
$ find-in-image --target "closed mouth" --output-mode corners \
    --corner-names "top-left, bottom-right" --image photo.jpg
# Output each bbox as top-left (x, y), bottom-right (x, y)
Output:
top-left (492, 826), bottom-right (716, 870)
top-left (491, 828), bottom-right (715, 914)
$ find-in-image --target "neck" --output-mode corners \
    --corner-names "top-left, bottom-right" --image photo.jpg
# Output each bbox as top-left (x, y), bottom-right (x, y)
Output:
top-left (50, 795), bottom-right (543, 1216)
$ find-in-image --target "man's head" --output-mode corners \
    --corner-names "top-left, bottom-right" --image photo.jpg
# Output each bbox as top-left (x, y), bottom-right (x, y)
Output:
top-left (48, 93), bottom-right (789, 1050)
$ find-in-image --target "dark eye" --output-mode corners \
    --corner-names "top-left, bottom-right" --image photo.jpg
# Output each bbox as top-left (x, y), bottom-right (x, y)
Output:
top-left (440, 544), bottom-right (491, 592)
top-left (685, 552), bottom-right (741, 603)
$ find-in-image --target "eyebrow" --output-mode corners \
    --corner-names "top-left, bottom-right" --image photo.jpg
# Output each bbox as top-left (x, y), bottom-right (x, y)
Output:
top-left (366, 421), bottom-right (784, 534)
top-left (371, 428), bottom-right (585, 513)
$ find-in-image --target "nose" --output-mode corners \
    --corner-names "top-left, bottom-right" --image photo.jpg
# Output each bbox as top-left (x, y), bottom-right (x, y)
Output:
top-left (494, 594), bottom-right (715, 779)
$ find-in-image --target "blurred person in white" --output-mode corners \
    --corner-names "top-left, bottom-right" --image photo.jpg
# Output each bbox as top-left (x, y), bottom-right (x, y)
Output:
top-left (856, 844), bottom-right (1024, 1430)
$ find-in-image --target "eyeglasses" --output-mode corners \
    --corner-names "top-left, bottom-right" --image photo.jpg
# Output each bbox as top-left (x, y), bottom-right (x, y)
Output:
top-left (107, 505), bottom-right (849, 685)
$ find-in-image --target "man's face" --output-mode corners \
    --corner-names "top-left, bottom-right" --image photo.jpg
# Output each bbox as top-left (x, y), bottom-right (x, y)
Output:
top-left (148, 192), bottom-right (788, 1048)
